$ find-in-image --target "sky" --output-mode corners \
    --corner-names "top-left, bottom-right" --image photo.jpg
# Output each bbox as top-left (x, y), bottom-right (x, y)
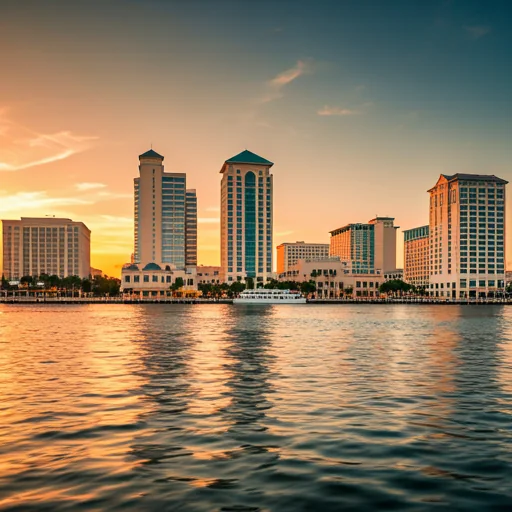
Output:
top-left (1, 0), bottom-right (511, 276)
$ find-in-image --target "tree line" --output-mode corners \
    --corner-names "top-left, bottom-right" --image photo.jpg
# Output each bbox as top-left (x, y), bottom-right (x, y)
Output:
top-left (1, 274), bottom-right (121, 296)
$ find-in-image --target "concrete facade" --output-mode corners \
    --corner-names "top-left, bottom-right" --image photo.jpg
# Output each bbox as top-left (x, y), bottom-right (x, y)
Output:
top-left (276, 241), bottom-right (330, 274)
top-left (329, 217), bottom-right (398, 274)
top-left (428, 174), bottom-right (507, 298)
top-left (196, 265), bottom-right (222, 284)
top-left (134, 149), bottom-right (197, 269)
top-left (1, 217), bottom-right (90, 279)
top-left (403, 225), bottom-right (429, 288)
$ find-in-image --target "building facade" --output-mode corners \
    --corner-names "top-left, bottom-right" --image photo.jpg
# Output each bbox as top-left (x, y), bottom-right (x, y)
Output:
top-left (428, 174), bottom-right (507, 298)
top-left (220, 150), bottom-right (273, 283)
top-left (185, 189), bottom-right (198, 266)
top-left (196, 265), bottom-right (222, 284)
top-left (134, 149), bottom-right (197, 269)
top-left (120, 262), bottom-right (197, 298)
top-left (329, 217), bottom-right (398, 274)
top-left (2, 217), bottom-right (90, 279)
top-left (276, 241), bottom-right (329, 274)
top-left (278, 257), bottom-right (383, 299)
top-left (403, 225), bottom-right (429, 288)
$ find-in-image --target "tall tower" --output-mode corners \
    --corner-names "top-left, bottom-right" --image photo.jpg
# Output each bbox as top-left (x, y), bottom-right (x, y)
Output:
top-left (220, 150), bottom-right (274, 284)
top-left (428, 173), bottom-right (507, 299)
top-left (134, 149), bottom-right (190, 269)
top-left (185, 189), bottom-right (198, 266)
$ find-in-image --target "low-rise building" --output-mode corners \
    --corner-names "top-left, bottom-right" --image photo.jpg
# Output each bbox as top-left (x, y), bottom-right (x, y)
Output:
top-left (276, 241), bottom-right (329, 274)
top-left (120, 262), bottom-right (197, 298)
top-left (278, 257), bottom-right (383, 298)
top-left (403, 225), bottom-right (429, 288)
top-left (197, 265), bottom-right (222, 284)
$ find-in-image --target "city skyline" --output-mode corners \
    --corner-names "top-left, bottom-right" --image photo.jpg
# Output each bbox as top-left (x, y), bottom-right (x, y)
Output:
top-left (1, 0), bottom-right (511, 276)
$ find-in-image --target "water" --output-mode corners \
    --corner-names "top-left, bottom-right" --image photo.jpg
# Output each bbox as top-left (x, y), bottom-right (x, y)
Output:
top-left (0, 304), bottom-right (511, 511)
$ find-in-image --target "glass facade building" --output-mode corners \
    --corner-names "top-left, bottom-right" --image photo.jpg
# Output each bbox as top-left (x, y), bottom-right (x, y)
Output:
top-left (220, 150), bottom-right (273, 283)
top-left (134, 149), bottom-right (196, 269)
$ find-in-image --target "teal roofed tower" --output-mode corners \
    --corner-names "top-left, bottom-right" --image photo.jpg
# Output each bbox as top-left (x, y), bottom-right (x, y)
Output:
top-left (220, 149), bottom-right (273, 173)
top-left (139, 149), bottom-right (164, 160)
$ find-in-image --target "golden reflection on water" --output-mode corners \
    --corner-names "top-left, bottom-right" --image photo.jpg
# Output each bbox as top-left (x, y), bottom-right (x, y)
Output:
top-left (0, 303), bottom-right (511, 510)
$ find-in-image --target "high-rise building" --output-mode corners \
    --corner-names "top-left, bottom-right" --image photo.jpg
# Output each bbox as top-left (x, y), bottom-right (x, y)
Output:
top-left (134, 149), bottom-right (197, 269)
top-left (220, 150), bottom-right (273, 283)
top-left (329, 217), bottom-right (398, 274)
top-left (185, 189), bottom-right (197, 266)
top-left (1, 217), bottom-right (90, 279)
top-left (428, 173), bottom-right (507, 298)
top-left (276, 241), bottom-right (330, 274)
top-left (403, 225), bottom-right (429, 288)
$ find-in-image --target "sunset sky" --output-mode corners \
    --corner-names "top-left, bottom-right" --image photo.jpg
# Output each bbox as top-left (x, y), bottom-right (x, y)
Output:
top-left (1, 0), bottom-right (511, 276)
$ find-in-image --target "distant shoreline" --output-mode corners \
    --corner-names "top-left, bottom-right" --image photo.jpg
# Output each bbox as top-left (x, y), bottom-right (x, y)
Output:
top-left (0, 298), bottom-right (509, 306)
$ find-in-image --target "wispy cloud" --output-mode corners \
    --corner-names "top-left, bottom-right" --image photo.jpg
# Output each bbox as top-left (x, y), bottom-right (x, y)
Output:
top-left (0, 110), bottom-right (98, 172)
top-left (465, 25), bottom-right (491, 39)
top-left (75, 182), bottom-right (107, 191)
top-left (0, 191), bottom-right (93, 215)
top-left (205, 206), bottom-right (220, 213)
top-left (260, 60), bottom-right (311, 103)
top-left (275, 230), bottom-right (294, 237)
top-left (198, 217), bottom-right (220, 224)
top-left (317, 106), bottom-right (360, 116)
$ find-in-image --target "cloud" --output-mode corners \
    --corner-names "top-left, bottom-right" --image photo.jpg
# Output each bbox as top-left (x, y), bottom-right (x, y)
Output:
top-left (205, 206), bottom-right (220, 213)
top-left (0, 191), bottom-right (93, 215)
top-left (317, 106), bottom-right (360, 116)
top-left (465, 25), bottom-right (491, 39)
top-left (260, 60), bottom-right (311, 103)
top-left (75, 182), bottom-right (107, 191)
top-left (0, 110), bottom-right (98, 172)
top-left (275, 230), bottom-right (294, 237)
top-left (198, 217), bottom-right (220, 224)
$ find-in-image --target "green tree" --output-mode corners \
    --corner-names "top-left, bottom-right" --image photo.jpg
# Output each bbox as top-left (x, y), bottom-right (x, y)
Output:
top-left (171, 277), bottom-right (184, 296)
top-left (82, 278), bottom-right (92, 294)
top-left (300, 280), bottom-right (316, 297)
top-left (1, 274), bottom-right (8, 290)
top-left (245, 277), bottom-right (254, 290)
top-left (344, 287), bottom-right (353, 297)
top-left (229, 281), bottom-right (245, 297)
top-left (20, 276), bottom-right (33, 287)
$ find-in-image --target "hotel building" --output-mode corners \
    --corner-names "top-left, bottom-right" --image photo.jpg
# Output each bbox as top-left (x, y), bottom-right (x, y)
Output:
top-left (403, 225), bottom-right (429, 288)
top-left (329, 217), bottom-right (398, 274)
top-left (134, 149), bottom-right (197, 269)
top-left (1, 217), bottom-right (91, 279)
top-left (220, 150), bottom-right (273, 283)
top-left (276, 241), bottom-right (330, 274)
top-left (185, 189), bottom-right (198, 266)
top-left (428, 174), bottom-right (507, 298)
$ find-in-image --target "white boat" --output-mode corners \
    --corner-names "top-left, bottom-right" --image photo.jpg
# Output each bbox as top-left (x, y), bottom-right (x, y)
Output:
top-left (233, 289), bottom-right (307, 304)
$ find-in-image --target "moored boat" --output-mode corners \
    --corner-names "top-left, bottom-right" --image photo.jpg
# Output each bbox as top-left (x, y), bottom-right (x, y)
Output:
top-left (233, 289), bottom-right (307, 304)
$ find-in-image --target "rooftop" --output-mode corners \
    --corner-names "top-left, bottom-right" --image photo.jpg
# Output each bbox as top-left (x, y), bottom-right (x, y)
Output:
top-left (139, 149), bottom-right (164, 160)
top-left (220, 150), bottom-right (273, 173)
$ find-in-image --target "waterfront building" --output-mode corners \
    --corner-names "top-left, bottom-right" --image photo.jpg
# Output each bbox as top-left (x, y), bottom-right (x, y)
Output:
top-left (1, 217), bottom-right (90, 279)
top-left (134, 149), bottom-right (197, 269)
top-left (329, 217), bottom-right (398, 274)
top-left (196, 265), bottom-right (222, 284)
top-left (278, 257), bottom-right (383, 299)
top-left (120, 262), bottom-right (197, 298)
top-left (276, 241), bottom-right (330, 274)
top-left (403, 225), bottom-right (429, 288)
top-left (428, 174), bottom-right (507, 298)
top-left (185, 189), bottom-right (198, 266)
top-left (220, 150), bottom-right (273, 283)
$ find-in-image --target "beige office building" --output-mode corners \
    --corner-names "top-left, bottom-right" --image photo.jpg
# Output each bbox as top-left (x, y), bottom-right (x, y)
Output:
top-left (220, 150), bottom-right (274, 283)
top-left (276, 241), bottom-right (330, 274)
top-left (428, 173), bottom-right (507, 298)
top-left (329, 217), bottom-right (398, 274)
top-left (403, 225), bottom-right (429, 288)
top-left (2, 217), bottom-right (90, 279)
top-left (134, 149), bottom-right (197, 269)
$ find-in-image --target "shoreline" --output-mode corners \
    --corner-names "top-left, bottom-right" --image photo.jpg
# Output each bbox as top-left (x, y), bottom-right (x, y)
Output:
top-left (0, 298), bottom-right (510, 306)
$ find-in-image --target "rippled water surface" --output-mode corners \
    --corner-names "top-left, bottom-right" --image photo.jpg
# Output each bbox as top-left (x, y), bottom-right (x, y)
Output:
top-left (0, 304), bottom-right (511, 511)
